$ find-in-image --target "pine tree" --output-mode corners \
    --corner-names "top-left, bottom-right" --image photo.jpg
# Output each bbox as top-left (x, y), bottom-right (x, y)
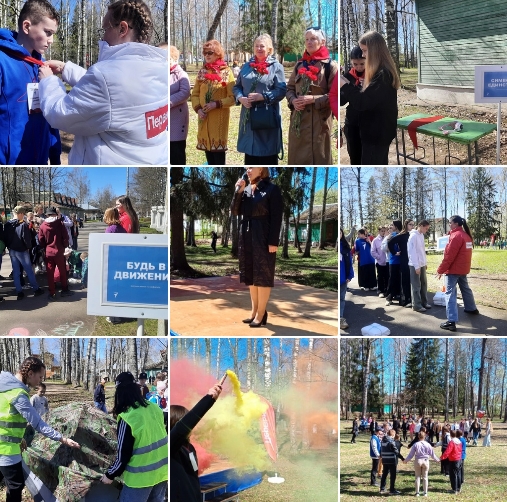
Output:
top-left (404, 339), bottom-right (442, 416)
top-left (465, 167), bottom-right (500, 244)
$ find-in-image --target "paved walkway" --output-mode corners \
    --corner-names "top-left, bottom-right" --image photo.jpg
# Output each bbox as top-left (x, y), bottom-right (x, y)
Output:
top-left (341, 275), bottom-right (507, 336)
top-left (0, 222), bottom-right (106, 336)
top-left (170, 275), bottom-right (338, 336)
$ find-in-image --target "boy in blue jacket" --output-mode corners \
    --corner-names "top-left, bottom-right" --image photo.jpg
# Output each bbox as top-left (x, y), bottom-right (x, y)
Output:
top-left (354, 228), bottom-right (377, 290)
top-left (0, 0), bottom-right (61, 164)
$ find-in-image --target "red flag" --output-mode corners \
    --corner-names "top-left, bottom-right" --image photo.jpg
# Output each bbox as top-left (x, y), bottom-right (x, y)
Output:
top-left (258, 396), bottom-right (277, 462)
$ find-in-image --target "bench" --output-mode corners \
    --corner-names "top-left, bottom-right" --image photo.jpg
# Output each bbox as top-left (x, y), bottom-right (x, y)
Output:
top-left (208, 493), bottom-right (239, 502)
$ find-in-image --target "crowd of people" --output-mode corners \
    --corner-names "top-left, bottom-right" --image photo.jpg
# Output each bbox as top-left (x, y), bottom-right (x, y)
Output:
top-left (170, 28), bottom-right (338, 166)
top-left (352, 413), bottom-right (493, 496)
top-left (0, 195), bottom-right (139, 320)
top-left (339, 215), bottom-right (479, 333)
top-left (0, 0), bottom-right (168, 166)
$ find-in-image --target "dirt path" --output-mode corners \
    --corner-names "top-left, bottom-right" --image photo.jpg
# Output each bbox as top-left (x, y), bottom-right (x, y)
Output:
top-left (341, 87), bottom-right (507, 165)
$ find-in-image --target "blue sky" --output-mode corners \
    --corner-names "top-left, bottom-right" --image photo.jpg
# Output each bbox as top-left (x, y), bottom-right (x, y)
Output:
top-left (78, 167), bottom-right (130, 196)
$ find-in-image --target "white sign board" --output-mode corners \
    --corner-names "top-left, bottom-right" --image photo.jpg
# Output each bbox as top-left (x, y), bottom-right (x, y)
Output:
top-left (87, 233), bottom-right (168, 319)
top-left (475, 65), bottom-right (507, 103)
top-left (437, 235), bottom-right (449, 251)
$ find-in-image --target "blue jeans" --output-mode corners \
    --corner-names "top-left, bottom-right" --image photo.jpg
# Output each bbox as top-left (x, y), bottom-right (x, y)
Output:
top-left (9, 249), bottom-right (40, 293)
top-left (94, 402), bottom-right (107, 413)
top-left (340, 282), bottom-right (347, 317)
top-left (445, 274), bottom-right (477, 322)
top-left (120, 481), bottom-right (167, 502)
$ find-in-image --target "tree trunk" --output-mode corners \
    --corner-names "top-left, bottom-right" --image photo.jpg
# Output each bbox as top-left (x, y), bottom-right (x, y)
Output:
top-left (361, 339), bottom-right (372, 418)
top-left (206, 0), bottom-right (229, 40)
top-left (170, 168), bottom-right (191, 271)
top-left (477, 339), bottom-right (487, 410)
top-left (385, 0), bottom-right (399, 71)
top-left (319, 167), bottom-right (329, 249)
top-left (444, 339), bottom-right (449, 421)
top-left (89, 338), bottom-right (97, 392)
top-left (303, 168), bottom-right (317, 258)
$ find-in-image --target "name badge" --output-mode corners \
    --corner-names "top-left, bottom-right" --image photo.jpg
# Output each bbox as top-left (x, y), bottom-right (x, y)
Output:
top-left (189, 451), bottom-right (198, 471)
top-left (466, 242), bottom-right (473, 249)
top-left (27, 83), bottom-right (41, 113)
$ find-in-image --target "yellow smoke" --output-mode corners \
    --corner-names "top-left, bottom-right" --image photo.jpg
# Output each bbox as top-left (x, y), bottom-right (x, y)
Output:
top-left (194, 370), bottom-right (270, 472)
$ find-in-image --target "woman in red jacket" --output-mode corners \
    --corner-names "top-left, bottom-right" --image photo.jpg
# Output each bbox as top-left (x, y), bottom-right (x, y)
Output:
top-left (436, 215), bottom-right (478, 332)
top-left (440, 430), bottom-right (463, 494)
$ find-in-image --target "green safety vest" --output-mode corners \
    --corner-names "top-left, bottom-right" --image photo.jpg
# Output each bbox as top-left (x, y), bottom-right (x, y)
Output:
top-left (0, 387), bottom-right (29, 456)
top-left (118, 401), bottom-right (168, 488)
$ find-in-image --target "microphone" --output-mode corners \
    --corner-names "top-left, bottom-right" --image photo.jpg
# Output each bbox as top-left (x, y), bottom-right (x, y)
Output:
top-left (235, 172), bottom-right (249, 193)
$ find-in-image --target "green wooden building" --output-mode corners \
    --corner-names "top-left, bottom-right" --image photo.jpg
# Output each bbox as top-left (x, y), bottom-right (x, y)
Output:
top-left (415, 0), bottom-right (507, 104)
top-left (289, 203), bottom-right (338, 244)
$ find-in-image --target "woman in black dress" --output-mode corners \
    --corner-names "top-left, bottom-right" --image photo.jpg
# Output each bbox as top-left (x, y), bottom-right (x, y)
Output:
top-left (230, 167), bottom-right (283, 327)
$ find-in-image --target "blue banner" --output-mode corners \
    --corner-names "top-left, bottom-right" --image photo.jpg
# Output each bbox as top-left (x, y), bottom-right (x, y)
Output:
top-left (105, 245), bottom-right (168, 307)
top-left (484, 72), bottom-right (507, 98)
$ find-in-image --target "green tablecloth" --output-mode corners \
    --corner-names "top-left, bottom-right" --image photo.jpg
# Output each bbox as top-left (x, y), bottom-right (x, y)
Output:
top-left (397, 113), bottom-right (497, 145)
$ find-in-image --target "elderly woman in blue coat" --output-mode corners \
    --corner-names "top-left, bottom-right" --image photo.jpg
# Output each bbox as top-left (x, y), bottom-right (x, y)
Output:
top-left (233, 34), bottom-right (286, 165)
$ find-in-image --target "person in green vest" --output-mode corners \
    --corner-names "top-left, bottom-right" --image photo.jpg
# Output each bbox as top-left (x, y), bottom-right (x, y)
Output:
top-left (0, 356), bottom-right (80, 502)
top-left (101, 371), bottom-right (168, 502)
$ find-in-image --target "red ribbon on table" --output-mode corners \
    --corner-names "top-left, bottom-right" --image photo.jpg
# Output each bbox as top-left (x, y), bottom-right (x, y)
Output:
top-left (407, 115), bottom-right (444, 149)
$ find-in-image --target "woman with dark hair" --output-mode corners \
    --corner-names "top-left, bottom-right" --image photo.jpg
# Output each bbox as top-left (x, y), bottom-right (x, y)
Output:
top-left (170, 379), bottom-right (224, 502)
top-left (340, 228), bottom-right (354, 331)
top-left (38, 0), bottom-right (167, 165)
top-left (231, 167), bottom-right (283, 328)
top-left (0, 357), bottom-right (80, 501)
top-left (116, 195), bottom-right (140, 234)
top-left (340, 30), bottom-right (400, 165)
top-left (100, 371), bottom-right (167, 501)
top-left (436, 215), bottom-right (479, 332)
top-left (191, 39), bottom-right (235, 165)
top-left (388, 219), bottom-right (415, 307)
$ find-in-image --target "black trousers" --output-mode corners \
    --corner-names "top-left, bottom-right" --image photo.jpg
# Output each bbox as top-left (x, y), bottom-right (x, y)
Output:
top-left (361, 142), bottom-right (391, 165)
top-left (387, 264), bottom-right (401, 298)
top-left (400, 262), bottom-right (411, 304)
top-left (376, 264), bottom-right (389, 295)
top-left (441, 457), bottom-right (449, 475)
top-left (449, 460), bottom-right (462, 492)
top-left (460, 459), bottom-right (465, 485)
top-left (358, 263), bottom-right (377, 289)
top-left (0, 462), bottom-right (25, 502)
top-left (170, 140), bottom-right (186, 165)
top-left (380, 463), bottom-right (397, 492)
top-left (244, 154), bottom-right (278, 165)
top-left (344, 122), bottom-right (362, 165)
top-left (205, 151), bottom-right (226, 165)
top-left (371, 458), bottom-right (380, 485)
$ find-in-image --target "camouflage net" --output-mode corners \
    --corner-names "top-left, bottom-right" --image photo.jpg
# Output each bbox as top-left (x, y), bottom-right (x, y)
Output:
top-left (22, 402), bottom-right (121, 502)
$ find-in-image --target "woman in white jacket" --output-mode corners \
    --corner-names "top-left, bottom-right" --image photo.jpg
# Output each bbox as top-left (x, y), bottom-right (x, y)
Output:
top-left (38, 0), bottom-right (167, 165)
top-left (407, 220), bottom-right (431, 313)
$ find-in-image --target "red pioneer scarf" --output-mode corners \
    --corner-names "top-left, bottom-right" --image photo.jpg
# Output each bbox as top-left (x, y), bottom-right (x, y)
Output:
top-left (407, 116), bottom-right (445, 149)
top-left (301, 46), bottom-right (330, 61)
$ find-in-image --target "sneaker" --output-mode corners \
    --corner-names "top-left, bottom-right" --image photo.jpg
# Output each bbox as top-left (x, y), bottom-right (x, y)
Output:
top-left (385, 299), bottom-right (393, 306)
top-left (33, 288), bottom-right (44, 297)
top-left (389, 490), bottom-right (401, 495)
top-left (404, 303), bottom-right (413, 308)
top-left (340, 317), bottom-right (349, 330)
top-left (68, 278), bottom-right (81, 284)
top-left (415, 493), bottom-right (420, 497)
top-left (22, 285), bottom-right (31, 290)
top-left (380, 489), bottom-right (386, 494)
top-left (369, 287), bottom-right (377, 291)
top-left (415, 307), bottom-right (426, 312)
top-left (360, 287), bottom-right (365, 291)
top-left (440, 321), bottom-right (456, 332)
top-left (423, 304), bottom-right (432, 309)
top-left (464, 309), bottom-right (480, 314)
top-left (60, 289), bottom-right (74, 297)
top-left (379, 293), bottom-right (385, 298)
top-left (48, 293), bottom-right (57, 301)
top-left (423, 493), bottom-right (427, 497)
top-left (16, 292), bottom-right (24, 300)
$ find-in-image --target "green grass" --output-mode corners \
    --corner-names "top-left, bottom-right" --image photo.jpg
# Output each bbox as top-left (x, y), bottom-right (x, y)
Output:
top-left (182, 65), bottom-right (338, 166)
top-left (177, 241), bottom-right (338, 291)
top-left (90, 316), bottom-right (162, 336)
top-left (340, 420), bottom-right (507, 501)
top-left (424, 249), bottom-right (507, 309)
top-left (237, 429), bottom-right (338, 502)
top-left (400, 67), bottom-right (419, 91)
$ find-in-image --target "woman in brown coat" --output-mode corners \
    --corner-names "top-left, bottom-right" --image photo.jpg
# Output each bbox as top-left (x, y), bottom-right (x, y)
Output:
top-left (230, 167), bottom-right (283, 328)
top-left (286, 28), bottom-right (338, 165)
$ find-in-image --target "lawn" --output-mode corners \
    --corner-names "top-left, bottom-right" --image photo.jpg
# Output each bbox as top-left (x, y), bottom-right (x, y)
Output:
top-left (181, 66), bottom-right (339, 166)
top-left (229, 430), bottom-right (338, 502)
top-left (424, 249), bottom-right (507, 310)
top-left (340, 419), bottom-right (507, 501)
top-left (400, 67), bottom-right (418, 92)
top-left (176, 239), bottom-right (338, 291)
